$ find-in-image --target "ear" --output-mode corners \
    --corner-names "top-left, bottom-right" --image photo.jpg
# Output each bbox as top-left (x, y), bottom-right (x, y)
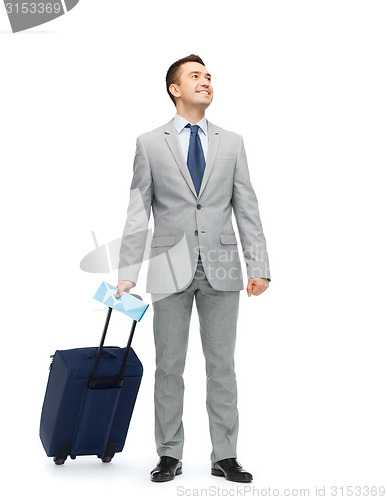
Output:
top-left (169, 83), bottom-right (180, 99)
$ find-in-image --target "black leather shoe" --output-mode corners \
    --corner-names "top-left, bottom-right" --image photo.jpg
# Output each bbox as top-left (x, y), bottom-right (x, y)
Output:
top-left (150, 456), bottom-right (182, 482)
top-left (211, 458), bottom-right (253, 482)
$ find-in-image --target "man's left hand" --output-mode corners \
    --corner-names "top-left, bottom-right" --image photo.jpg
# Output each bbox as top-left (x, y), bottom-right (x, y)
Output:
top-left (246, 278), bottom-right (269, 297)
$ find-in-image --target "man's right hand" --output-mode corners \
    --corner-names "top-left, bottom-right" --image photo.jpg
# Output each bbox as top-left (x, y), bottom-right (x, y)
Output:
top-left (116, 280), bottom-right (135, 298)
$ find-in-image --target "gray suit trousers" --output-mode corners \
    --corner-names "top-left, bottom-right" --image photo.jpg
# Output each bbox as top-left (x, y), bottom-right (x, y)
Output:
top-left (151, 255), bottom-right (240, 463)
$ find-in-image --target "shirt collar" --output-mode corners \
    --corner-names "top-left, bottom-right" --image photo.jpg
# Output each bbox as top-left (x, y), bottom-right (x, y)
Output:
top-left (174, 114), bottom-right (208, 135)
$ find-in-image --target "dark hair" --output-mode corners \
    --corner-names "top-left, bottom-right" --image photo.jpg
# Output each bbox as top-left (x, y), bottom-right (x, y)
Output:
top-left (166, 54), bottom-right (205, 106)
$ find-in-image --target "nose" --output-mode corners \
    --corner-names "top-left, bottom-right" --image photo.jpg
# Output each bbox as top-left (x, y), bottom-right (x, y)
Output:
top-left (199, 75), bottom-right (210, 87)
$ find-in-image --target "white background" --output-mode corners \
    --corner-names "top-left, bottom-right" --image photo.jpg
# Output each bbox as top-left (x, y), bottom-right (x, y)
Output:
top-left (1, 1), bottom-right (386, 498)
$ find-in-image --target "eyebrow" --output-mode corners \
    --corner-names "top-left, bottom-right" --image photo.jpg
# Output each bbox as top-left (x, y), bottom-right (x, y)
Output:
top-left (188, 71), bottom-right (212, 78)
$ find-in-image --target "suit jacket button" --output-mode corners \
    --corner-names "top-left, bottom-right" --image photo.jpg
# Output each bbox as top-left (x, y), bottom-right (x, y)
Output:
top-left (194, 230), bottom-right (198, 236)
top-left (196, 204), bottom-right (202, 210)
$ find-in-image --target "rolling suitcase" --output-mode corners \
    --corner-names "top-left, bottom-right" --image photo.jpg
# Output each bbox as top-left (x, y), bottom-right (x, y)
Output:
top-left (39, 303), bottom-right (143, 465)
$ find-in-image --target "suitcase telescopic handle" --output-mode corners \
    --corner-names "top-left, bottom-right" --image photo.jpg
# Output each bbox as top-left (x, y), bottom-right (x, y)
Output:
top-left (88, 296), bottom-right (141, 389)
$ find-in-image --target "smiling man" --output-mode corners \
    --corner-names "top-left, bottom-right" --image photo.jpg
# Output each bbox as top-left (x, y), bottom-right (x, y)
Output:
top-left (116, 54), bottom-right (271, 482)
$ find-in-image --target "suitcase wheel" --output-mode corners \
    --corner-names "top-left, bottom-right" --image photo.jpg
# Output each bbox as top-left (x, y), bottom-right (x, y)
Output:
top-left (99, 442), bottom-right (117, 463)
top-left (53, 444), bottom-right (70, 465)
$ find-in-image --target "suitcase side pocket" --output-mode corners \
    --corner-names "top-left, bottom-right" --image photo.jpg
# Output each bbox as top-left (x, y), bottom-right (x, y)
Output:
top-left (71, 386), bottom-right (121, 455)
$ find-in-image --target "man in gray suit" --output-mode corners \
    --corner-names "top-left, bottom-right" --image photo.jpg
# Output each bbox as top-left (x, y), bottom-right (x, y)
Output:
top-left (116, 54), bottom-right (270, 482)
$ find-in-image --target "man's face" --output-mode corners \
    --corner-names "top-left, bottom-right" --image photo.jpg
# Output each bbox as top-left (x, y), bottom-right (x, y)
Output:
top-left (171, 61), bottom-right (214, 110)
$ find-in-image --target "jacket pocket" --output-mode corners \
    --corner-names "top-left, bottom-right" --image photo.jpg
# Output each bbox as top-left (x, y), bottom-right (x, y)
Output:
top-left (151, 236), bottom-right (176, 248)
top-left (216, 155), bottom-right (235, 161)
top-left (220, 234), bottom-right (238, 245)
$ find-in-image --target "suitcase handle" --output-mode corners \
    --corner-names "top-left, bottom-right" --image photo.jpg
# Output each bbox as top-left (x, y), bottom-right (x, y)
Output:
top-left (88, 295), bottom-right (141, 389)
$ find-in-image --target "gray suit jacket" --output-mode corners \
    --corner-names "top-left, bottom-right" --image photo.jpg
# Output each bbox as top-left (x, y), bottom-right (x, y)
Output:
top-left (118, 119), bottom-right (270, 294)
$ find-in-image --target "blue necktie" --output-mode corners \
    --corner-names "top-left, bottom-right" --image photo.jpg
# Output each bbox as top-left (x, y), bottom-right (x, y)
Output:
top-left (185, 123), bottom-right (206, 196)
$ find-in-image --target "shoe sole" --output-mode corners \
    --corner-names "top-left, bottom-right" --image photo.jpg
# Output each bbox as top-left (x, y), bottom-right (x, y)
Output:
top-left (211, 468), bottom-right (252, 482)
top-left (151, 467), bottom-right (182, 482)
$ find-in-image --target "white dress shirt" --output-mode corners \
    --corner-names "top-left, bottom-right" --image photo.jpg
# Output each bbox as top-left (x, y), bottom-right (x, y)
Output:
top-left (173, 113), bottom-right (208, 162)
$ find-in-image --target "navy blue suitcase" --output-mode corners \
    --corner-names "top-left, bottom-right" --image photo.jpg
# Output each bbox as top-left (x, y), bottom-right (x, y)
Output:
top-left (39, 304), bottom-right (143, 465)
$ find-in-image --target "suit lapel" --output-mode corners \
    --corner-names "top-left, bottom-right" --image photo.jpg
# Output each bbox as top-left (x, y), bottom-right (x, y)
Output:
top-left (164, 119), bottom-right (197, 198)
top-left (164, 119), bottom-right (220, 200)
top-left (198, 121), bottom-right (220, 199)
